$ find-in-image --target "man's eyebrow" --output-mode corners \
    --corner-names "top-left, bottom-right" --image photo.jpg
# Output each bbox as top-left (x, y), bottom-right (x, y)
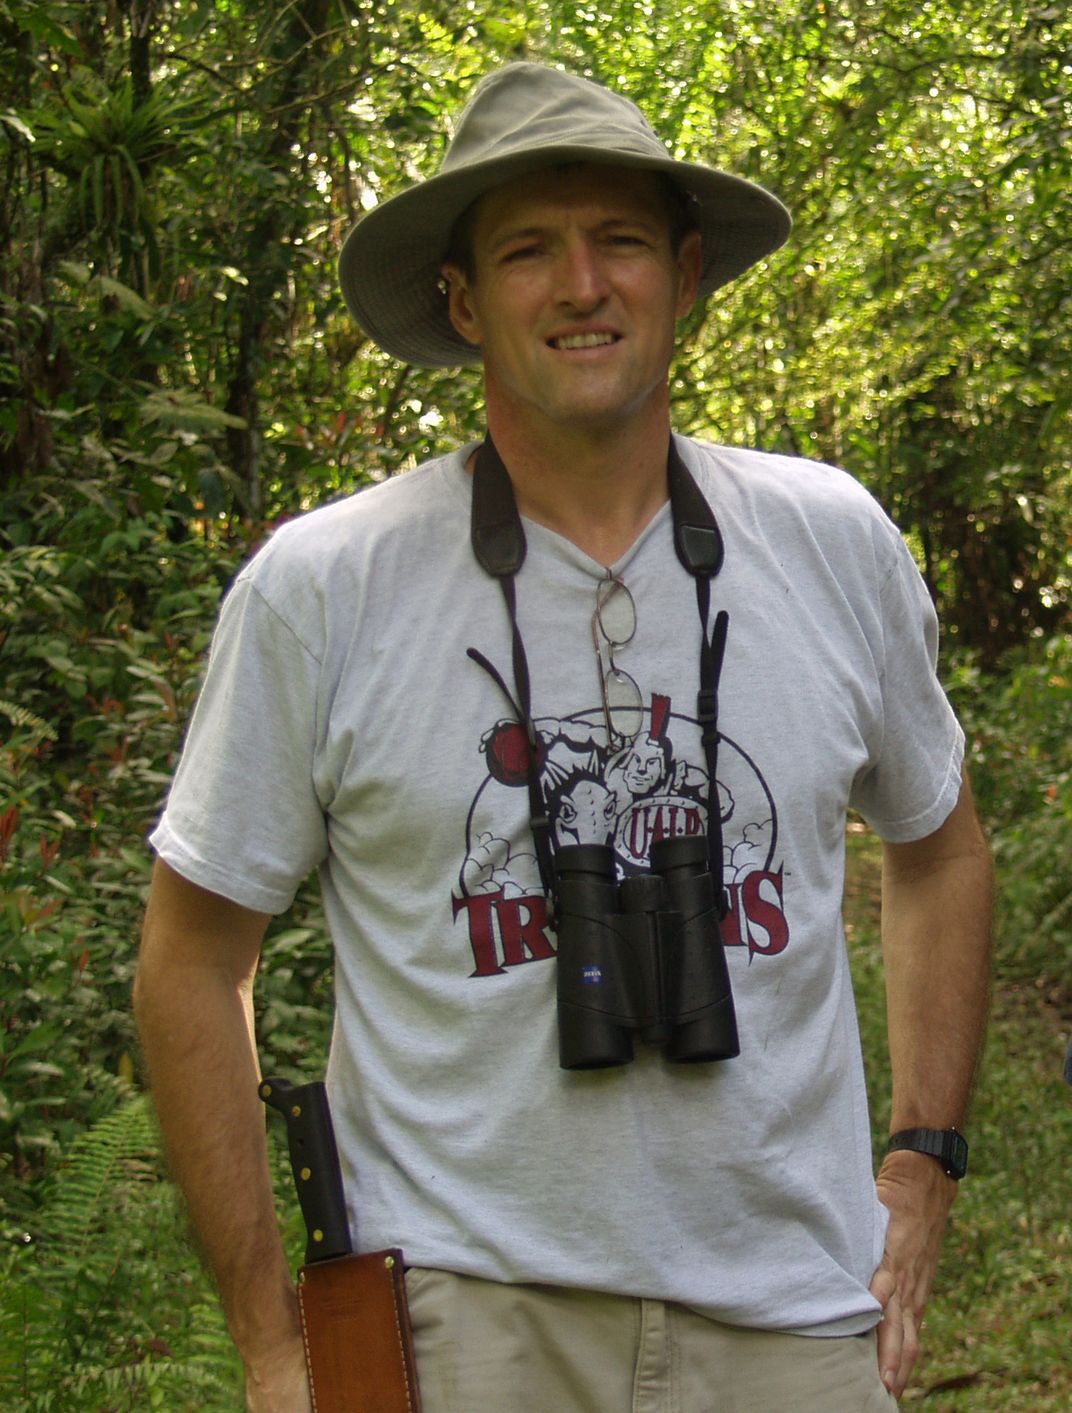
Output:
top-left (485, 224), bottom-right (547, 254)
top-left (485, 213), bottom-right (663, 253)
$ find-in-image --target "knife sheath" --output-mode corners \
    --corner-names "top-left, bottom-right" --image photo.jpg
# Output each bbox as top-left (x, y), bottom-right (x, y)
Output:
top-left (259, 1077), bottom-right (422, 1412)
top-left (297, 1247), bottom-right (421, 1413)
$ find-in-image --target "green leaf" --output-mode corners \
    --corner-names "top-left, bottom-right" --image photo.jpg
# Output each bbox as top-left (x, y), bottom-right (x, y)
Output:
top-left (139, 390), bottom-right (247, 431)
top-left (8, 1022), bottom-right (65, 1061)
top-left (13, 8), bottom-right (83, 56)
top-left (56, 259), bottom-right (92, 286)
top-left (0, 111), bottom-right (35, 143)
top-left (93, 274), bottom-right (154, 320)
top-left (91, 153), bottom-right (105, 226)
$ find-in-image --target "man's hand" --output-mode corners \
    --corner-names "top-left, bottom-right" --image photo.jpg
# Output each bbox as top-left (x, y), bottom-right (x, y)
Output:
top-left (245, 1337), bottom-right (313, 1413)
top-left (869, 1149), bottom-right (957, 1399)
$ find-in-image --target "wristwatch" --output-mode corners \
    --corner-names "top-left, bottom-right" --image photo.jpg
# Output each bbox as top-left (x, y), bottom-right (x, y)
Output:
top-left (886, 1127), bottom-right (969, 1179)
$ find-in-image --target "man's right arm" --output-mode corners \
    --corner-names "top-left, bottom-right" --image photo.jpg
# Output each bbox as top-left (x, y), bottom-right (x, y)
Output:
top-left (133, 858), bottom-right (312, 1413)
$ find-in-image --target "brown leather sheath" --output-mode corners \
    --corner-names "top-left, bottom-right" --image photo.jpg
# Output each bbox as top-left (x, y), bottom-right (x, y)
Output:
top-left (297, 1248), bottom-right (422, 1412)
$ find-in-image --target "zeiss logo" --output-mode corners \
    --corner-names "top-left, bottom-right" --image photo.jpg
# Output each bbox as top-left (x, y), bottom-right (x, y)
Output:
top-left (582, 965), bottom-right (602, 985)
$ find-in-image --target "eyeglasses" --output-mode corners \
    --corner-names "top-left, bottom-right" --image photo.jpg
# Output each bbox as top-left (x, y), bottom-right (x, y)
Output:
top-left (592, 573), bottom-right (643, 746)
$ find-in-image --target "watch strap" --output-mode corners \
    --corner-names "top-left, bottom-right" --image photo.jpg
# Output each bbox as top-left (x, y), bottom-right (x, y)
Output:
top-left (887, 1126), bottom-right (968, 1179)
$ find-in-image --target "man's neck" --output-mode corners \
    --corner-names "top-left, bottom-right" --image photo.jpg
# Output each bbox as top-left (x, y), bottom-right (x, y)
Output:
top-left (483, 410), bottom-right (674, 567)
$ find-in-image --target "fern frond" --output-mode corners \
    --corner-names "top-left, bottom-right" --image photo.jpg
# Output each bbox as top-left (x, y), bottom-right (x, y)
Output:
top-left (30, 1352), bottom-right (236, 1411)
top-left (0, 700), bottom-right (58, 742)
top-left (0, 1097), bottom-right (242, 1411)
top-left (35, 1095), bottom-right (159, 1268)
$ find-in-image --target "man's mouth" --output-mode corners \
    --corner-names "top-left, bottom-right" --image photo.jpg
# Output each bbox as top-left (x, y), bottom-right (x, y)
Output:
top-left (549, 332), bottom-right (619, 351)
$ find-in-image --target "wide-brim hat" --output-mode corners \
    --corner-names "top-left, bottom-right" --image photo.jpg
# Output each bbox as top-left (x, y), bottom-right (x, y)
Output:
top-left (339, 62), bottom-right (791, 368)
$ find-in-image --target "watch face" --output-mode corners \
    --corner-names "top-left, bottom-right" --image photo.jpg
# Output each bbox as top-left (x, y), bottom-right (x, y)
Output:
top-left (944, 1130), bottom-right (969, 1179)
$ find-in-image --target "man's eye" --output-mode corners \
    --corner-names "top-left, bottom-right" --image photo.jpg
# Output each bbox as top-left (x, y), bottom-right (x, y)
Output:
top-left (502, 245), bottom-right (541, 263)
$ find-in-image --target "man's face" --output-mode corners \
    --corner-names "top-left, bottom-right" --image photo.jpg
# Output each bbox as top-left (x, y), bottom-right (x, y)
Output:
top-left (443, 164), bottom-right (701, 444)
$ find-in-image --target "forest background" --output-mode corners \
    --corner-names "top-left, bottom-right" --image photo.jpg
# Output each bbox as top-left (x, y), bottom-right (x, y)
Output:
top-left (1, 1), bottom-right (1069, 1408)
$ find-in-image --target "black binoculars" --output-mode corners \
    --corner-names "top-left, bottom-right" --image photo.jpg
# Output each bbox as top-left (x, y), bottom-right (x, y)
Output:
top-left (554, 835), bottom-right (740, 1070)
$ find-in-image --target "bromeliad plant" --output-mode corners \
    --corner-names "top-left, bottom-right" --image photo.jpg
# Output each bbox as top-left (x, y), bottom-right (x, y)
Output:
top-left (29, 73), bottom-right (205, 290)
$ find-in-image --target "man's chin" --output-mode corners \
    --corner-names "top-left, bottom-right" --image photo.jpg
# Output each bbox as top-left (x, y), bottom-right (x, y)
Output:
top-left (488, 372), bottom-right (668, 445)
top-left (542, 392), bottom-right (655, 436)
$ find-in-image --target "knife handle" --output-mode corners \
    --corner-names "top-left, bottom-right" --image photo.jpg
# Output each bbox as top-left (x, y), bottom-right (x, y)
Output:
top-left (259, 1076), bottom-right (352, 1263)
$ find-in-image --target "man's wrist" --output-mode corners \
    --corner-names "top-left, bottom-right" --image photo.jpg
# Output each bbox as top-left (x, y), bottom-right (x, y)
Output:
top-left (227, 1268), bottom-right (302, 1364)
top-left (886, 1126), bottom-right (968, 1180)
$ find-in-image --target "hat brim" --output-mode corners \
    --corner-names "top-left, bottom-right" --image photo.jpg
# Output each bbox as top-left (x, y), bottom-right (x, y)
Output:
top-left (339, 147), bottom-right (791, 369)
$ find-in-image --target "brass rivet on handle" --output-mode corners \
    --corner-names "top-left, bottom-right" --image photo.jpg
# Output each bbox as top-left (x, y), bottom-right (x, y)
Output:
top-left (384, 1256), bottom-right (395, 1270)
top-left (291, 1104), bottom-right (302, 1118)
top-left (300, 1166), bottom-right (312, 1182)
top-left (313, 1228), bottom-right (324, 1243)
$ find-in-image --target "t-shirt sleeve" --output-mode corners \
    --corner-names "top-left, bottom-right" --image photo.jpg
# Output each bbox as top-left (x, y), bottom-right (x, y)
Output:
top-left (849, 534), bottom-right (965, 842)
top-left (149, 572), bottom-right (329, 914)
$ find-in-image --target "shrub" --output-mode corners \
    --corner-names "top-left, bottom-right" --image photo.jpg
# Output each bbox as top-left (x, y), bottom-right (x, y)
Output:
top-left (947, 635), bottom-right (1072, 990)
top-left (0, 479), bottom-right (235, 1181)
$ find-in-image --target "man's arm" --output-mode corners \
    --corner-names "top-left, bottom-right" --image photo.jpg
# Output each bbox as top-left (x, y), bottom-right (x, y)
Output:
top-left (133, 859), bottom-right (312, 1413)
top-left (869, 769), bottom-right (992, 1399)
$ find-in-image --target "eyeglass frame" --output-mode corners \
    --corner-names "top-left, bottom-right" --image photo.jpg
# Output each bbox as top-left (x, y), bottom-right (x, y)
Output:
top-left (591, 573), bottom-right (643, 747)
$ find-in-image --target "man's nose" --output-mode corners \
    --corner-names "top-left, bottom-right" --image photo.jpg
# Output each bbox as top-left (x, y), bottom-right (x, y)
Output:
top-left (555, 238), bottom-right (610, 308)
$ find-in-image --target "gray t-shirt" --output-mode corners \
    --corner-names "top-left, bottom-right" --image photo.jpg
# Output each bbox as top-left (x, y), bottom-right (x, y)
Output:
top-left (151, 436), bottom-right (964, 1336)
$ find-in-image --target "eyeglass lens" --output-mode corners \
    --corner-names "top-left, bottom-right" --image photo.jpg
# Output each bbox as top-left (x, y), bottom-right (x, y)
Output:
top-left (596, 576), bottom-right (636, 647)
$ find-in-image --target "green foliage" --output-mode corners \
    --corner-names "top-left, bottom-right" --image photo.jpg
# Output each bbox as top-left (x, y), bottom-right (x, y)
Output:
top-left (0, 1096), bottom-right (240, 1411)
top-left (30, 74), bottom-right (200, 287)
top-left (0, 474), bottom-right (236, 1175)
top-left (948, 636), bottom-right (1072, 988)
top-left (256, 905), bottom-right (334, 1076)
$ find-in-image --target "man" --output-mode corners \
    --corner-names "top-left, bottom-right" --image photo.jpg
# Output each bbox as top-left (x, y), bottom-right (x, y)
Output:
top-left (134, 63), bottom-right (992, 1412)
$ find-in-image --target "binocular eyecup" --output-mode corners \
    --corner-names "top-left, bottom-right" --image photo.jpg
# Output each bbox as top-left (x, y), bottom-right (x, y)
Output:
top-left (554, 835), bottom-right (739, 1070)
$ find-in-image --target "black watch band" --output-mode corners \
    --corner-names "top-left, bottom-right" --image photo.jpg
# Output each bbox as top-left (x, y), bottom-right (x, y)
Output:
top-left (886, 1127), bottom-right (968, 1179)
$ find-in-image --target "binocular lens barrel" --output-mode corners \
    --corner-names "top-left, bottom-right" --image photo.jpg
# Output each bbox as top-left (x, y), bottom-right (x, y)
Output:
top-left (554, 836), bottom-right (739, 1070)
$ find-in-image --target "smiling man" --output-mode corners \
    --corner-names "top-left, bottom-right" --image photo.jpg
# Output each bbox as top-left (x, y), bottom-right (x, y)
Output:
top-left (135, 63), bottom-right (992, 1413)
top-left (442, 163), bottom-right (702, 566)
top-left (446, 165), bottom-right (699, 435)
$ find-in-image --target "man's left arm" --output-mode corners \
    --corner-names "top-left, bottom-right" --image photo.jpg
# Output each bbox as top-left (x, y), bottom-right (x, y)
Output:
top-left (869, 767), bottom-right (992, 1399)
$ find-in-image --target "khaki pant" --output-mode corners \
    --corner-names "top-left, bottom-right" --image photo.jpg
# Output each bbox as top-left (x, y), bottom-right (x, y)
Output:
top-left (405, 1269), bottom-right (898, 1413)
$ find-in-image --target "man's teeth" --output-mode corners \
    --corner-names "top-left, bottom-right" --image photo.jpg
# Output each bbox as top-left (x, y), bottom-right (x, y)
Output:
top-left (553, 332), bottom-right (616, 349)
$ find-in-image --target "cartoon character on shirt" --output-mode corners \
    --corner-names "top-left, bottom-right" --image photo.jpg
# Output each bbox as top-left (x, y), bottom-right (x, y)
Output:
top-left (454, 691), bottom-right (787, 974)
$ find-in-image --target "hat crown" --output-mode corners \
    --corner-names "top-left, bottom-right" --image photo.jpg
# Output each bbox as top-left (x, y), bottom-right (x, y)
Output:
top-left (442, 62), bottom-right (668, 175)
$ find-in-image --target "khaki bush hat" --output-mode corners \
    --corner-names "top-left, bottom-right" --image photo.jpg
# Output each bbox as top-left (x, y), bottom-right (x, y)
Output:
top-left (339, 62), bottom-right (791, 368)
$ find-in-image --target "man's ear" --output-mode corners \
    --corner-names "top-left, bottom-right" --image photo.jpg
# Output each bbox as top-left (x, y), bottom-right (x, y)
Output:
top-left (441, 264), bottom-right (483, 348)
top-left (674, 230), bottom-right (703, 320)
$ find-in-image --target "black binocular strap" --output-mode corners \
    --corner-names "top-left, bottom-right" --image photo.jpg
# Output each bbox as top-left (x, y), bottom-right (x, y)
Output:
top-left (469, 434), bottom-right (729, 918)
top-left (695, 580), bottom-right (730, 916)
top-left (468, 439), bottom-right (558, 905)
top-left (667, 442), bottom-right (731, 914)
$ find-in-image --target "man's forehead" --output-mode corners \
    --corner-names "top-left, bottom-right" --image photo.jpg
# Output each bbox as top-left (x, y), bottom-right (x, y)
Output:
top-left (474, 163), bottom-right (669, 235)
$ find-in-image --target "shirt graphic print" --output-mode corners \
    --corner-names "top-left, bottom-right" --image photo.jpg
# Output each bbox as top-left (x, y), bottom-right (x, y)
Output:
top-left (453, 689), bottom-right (790, 978)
